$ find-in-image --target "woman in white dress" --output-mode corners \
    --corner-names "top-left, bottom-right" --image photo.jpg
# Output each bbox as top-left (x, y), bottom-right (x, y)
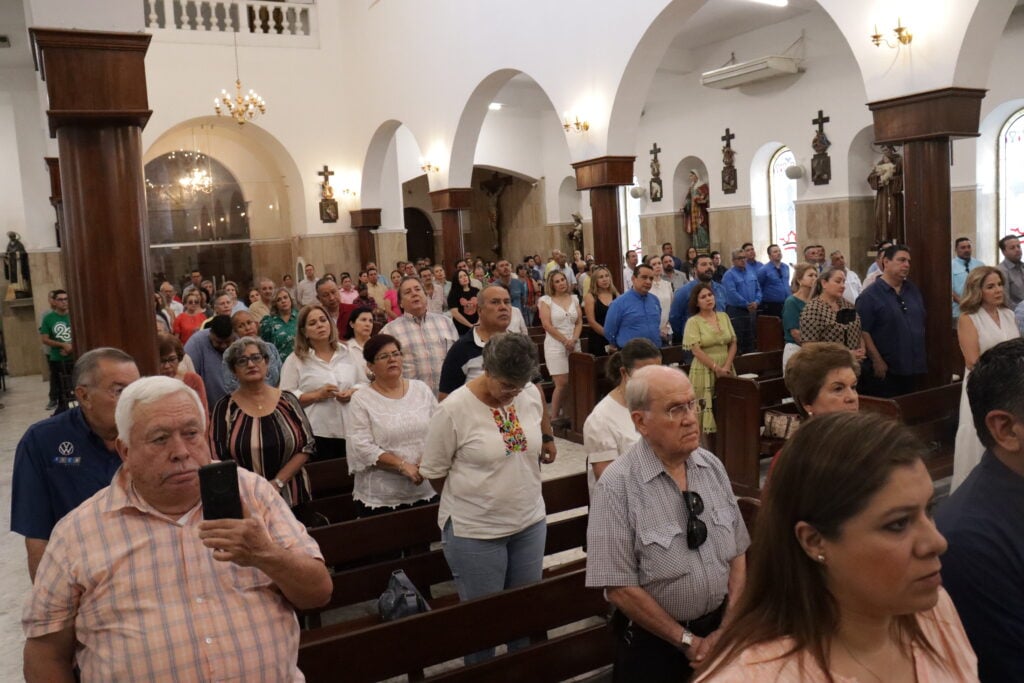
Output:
top-left (952, 266), bottom-right (1019, 491)
top-left (647, 256), bottom-right (674, 345)
top-left (538, 270), bottom-right (582, 424)
top-left (583, 338), bottom-right (661, 495)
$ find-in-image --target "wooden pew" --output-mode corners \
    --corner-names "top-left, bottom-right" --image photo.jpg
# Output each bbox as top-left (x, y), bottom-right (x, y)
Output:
top-left (292, 459), bottom-right (357, 526)
top-left (714, 374), bottom-right (792, 497)
top-left (299, 472), bottom-right (590, 630)
top-left (298, 569), bottom-right (612, 683)
top-left (756, 315), bottom-right (783, 352)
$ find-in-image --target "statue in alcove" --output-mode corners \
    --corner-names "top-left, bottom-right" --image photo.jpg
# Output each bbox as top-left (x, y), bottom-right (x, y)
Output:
top-left (682, 170), bottom-right (710, 251)
top-left (480, 172), bottom-right (514, 256)
top-left (867, 145), bottom-right (905, 244)
top-left (4, 231), bottom-right (32, 298)
top-left (568, 212), bottom-right (584, 255)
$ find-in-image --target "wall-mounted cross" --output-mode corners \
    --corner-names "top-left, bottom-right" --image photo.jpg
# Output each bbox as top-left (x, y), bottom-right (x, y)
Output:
top-left (317, 165), bottom-right (334, 184)
top-left (649, 142), bottom-right (661, 159)
top-left (721, 128), bottom-right (735, 148)
top-left (812, 110), bottom-right (830, 134)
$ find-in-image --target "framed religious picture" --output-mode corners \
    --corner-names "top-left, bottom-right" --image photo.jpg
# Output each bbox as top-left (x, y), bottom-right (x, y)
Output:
top-left (319, 197), bottom-right (339, 223)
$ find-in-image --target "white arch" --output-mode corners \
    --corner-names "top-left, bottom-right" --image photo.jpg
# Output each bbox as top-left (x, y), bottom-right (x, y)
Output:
top-left (448, 69), bottom-right (525, 189)
top-left (672, 157), bottom-right (709, 213)
top-left (975, 99), bottom-right (1024, 264)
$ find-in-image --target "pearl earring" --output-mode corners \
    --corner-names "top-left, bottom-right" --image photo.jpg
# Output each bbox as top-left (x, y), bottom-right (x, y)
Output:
top-left (816, 554), bottom-right (826, 563)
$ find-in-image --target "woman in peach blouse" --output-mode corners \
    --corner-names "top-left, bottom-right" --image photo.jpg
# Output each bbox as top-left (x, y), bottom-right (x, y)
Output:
top-left (696, 412), bottom-right (978, 682)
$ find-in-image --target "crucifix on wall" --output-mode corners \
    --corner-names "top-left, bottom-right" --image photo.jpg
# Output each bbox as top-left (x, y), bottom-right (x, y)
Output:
top-left (480, 171), bottom-right (514, 256)
top-left (317, 164), bottom-right (338, 223)
top-left (811, 109), bottom-right (832, 185)
top-left (721, 128), bottom-right (737, 194)
top-left (649, 142), bottom-right (663, 202)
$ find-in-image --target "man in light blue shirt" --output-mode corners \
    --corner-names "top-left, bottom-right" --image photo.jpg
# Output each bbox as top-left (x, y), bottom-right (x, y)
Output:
top-left (722, 249), bottom-right (761, 354)
top-left (604, 264), bottom-right (662, 350)
top-left (952, 237), bottom-right (984, 322)
top-left (756, 244), bottom-right (790, 318)
top-left (670, 254), bottom-right (726, 344)
top-left (742, 242), bottom-right (763, 273)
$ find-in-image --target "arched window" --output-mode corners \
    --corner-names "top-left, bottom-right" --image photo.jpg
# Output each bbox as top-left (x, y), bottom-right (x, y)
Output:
top-left (1000, 109), bottom-right (1024, 240)
top-left (769, 147), bottom-right (798, 265)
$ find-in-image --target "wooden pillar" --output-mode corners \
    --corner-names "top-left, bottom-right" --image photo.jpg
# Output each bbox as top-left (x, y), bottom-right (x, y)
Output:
top-left (30, 29), bottom-right (158, 375)
top-left (429, 188), bottom-right (472, 274)
top-left (869, 87), bottom-right (985, 387)
top-left (571, 156), bottom-right (636, 293)
top-left (350, 208), bottom-right (381, 268)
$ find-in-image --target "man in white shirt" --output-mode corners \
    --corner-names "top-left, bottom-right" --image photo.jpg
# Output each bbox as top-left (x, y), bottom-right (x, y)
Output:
top-left (830, 250), bottom-right (862, 303)
top-left (296, 263), bottom-right (318, 306)
top-left (623, 250), bottom-right (639, 287)
top-left (248, 277), bottom-right (275, 321)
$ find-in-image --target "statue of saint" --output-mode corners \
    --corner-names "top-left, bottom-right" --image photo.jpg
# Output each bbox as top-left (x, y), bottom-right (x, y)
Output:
top-left (682, 170), bottom-right (710, 250)
top-left (867, 145), bottom-right (905, 244)
top-left (4, 231), bottom-right (32, 297)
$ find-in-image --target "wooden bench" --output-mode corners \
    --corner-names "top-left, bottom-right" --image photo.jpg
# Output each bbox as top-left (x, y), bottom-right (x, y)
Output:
top-left (299, 472), bottom-right (590, 630)
top-left (714, 374), bottom-right (792, 497)
top-left (756, 315), bottom-right (783, 352)
top-left (298, 569), bottom-right (612, 683)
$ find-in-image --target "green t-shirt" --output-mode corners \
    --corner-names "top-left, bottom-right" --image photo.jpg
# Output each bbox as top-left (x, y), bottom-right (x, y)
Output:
top-left (40, 311), bottom-right (72, 362)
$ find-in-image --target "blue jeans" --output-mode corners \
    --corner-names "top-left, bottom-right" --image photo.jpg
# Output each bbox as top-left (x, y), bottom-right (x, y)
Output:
top-left (441, 518), bottom-right (547, 663)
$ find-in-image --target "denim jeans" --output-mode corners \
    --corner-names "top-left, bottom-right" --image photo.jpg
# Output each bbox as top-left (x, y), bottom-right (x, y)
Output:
top-left (441, 518), bottom-right (547, 664)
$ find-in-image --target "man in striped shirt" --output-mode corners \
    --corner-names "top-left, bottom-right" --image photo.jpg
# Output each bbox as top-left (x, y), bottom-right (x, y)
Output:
top-left (23, 376), bottom-right (331, 682)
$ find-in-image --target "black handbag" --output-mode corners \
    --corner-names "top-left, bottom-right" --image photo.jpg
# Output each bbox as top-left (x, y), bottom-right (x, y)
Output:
top-left (377, 569), bottom-right (431, 621)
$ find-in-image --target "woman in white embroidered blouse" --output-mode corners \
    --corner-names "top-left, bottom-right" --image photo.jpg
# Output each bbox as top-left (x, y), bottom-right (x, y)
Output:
top-left (346, 333), bottom-right (438, 516)
top-left (279, 304), bottom-right (361, 461)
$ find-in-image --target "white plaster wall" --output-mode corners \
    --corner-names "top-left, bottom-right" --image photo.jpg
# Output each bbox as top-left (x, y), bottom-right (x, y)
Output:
top-left (0, 98), bottom-right (27, 236)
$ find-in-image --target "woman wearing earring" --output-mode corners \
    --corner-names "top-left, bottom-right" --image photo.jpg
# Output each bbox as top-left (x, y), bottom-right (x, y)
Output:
top-left (781, 263), bottom-right (817, 374)
top-left (697, 412), bottom-right (978, 681)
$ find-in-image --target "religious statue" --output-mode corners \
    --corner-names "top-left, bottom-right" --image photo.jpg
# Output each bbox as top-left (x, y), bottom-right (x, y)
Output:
top-left (810, 109), bottom-right (832, 186)
top-left (568, 211), bottom-right (584, 254)
top-left (3, 231), bottom-right (32, 298)
top-left (682, 170), bottom-right (710, 251)
top-left (867, 145), bottom-right (905, 244)
top-left (721, 128), bottom-right (738, 195)
top-left (480, 171), bottom-right (514, 256)
top-left (649, 142), bottom-right (663, 203)
top-left (318, 164), bottom-right (339, 223)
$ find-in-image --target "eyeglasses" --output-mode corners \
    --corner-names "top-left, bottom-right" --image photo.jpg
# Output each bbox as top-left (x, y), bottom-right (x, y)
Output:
top-left (665, 398), bottom-right (706, 421)
top-left (159, 355), bottom-right (179, 366)
top-left (681, 491), bottom-right (708, 549)
top-left (54, 297), bottom-right (69, 302)
top-left (373, 350), bottom-right (403, 362)
top-left (233, 354), bottom-right (267, 367)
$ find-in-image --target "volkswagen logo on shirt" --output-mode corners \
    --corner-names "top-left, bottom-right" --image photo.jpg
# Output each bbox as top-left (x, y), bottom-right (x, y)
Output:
top-left (54, 441), bottom-right (81, 465)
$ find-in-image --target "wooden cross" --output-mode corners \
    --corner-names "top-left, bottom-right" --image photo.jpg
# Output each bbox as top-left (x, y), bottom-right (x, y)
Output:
top-left (317, 165), bottom-right (334, 185)
top-left (721, 128), bottom-right (735, 148)
top-left (649, 142), bottom-right (661, 159)
top-left (812, 110), bottom-right (830, 134)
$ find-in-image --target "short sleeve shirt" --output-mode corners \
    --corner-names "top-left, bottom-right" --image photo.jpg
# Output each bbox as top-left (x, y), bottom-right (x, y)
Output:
top-left (582, 394), bottom-right (639, 495)
top-left (40, 311), bottom-right (72, 362)
top-left (438, 328), bottom-right (485, 395)
top-left (586, 439), bottom-right (751, 621)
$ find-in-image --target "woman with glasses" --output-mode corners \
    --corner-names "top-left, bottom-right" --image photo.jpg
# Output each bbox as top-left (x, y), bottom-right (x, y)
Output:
top-left (346, 334), bottom-right (438, 517)
top-left (421, 334), bottom-right (556, 664)
top-left (951, 266), bottom-right (1018, 491)
top-left (156, 333), bottom-right (208, 415)
top-left (683, 283), bottom-right (737, 435)
top-left (280, 304), bottom-right (362, 462)
top-left (259, 287), bottom-right (299, 360)
top-left (172, 291), bottom-right (207, 344)
top-left (696, 412), bottom-right (977, 681)
top-left (584, 338), bottom-right (661, 492)
top-left (798, 266), bottom-right (866, 360)
top-left (210, 336), bottom-right (314, 506)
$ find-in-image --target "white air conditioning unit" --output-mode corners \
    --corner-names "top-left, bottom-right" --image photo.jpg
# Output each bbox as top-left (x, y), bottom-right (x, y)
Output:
top-left (700, 55), bottom-right (801, 89)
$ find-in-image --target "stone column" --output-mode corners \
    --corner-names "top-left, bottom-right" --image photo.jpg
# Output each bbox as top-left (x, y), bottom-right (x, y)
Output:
top-left (30, 29), bottom-right (158, 375)
top-left (349, 208), bottom-right (381, 268)
top-left (571, 156), bottom-right (636, 293)
top-left (869, 87), bottom-right (986, 387)
top-left (429, 188), bottom-right (473, 274)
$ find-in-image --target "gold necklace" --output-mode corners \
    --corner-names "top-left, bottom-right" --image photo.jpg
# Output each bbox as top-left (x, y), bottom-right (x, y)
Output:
top-left (837, 638), bottom-right (894, 683)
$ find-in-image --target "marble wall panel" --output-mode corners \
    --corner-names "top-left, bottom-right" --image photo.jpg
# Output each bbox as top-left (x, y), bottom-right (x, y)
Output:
top-left (710, 206), bottom-right (753, 256)
top-left (2, 250), bottom-right (63, 376)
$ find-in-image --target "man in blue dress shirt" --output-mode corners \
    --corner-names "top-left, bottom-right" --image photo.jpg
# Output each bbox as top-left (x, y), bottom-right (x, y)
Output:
top-left (722, 249), bottom-right (761, 354)
top-left (951, 237), bottom-right (984, 322)
top-left (604, 264), bottom-right (662, 350)
top-left (757, 244), bottom-right (790, 318)
top-left (670, 254), bottom-right (726, 345)
top-left (742, 242), bottom-right (763, 273)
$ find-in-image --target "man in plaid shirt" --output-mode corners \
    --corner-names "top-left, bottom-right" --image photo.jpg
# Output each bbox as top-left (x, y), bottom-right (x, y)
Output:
top-left (382, 276), bottom-right (459, 396)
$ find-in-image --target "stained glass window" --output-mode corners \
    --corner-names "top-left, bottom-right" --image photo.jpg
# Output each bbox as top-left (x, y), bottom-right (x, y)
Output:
top-left (769, 147), bottom-right (798, 265)
top-left (1000, 110), bottom-right (1024, 241)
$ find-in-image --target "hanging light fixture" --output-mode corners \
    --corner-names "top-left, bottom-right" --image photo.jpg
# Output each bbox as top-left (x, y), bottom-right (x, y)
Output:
top-left (214, 32), bottom-right (266, 125)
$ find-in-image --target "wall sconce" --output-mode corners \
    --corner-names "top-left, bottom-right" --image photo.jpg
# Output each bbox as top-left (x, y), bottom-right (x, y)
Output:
top-left (420, 159), bottom-right (439, 173)
top-left (562, 114), bottom-right (590, 134)
top-left (871, 18), bottom-right (912, 48)
top-left (340, 188), bottom-right (358, 198)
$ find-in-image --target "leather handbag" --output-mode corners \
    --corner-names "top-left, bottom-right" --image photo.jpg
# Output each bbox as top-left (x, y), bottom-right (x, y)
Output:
top-left (377, 569), bottom-right (431, 621)
top-left (764, 410), bottom-right (801, 439)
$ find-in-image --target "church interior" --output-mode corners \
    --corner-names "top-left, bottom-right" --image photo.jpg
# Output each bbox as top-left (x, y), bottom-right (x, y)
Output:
top-left (1, 0), bottom-right (1023, 680)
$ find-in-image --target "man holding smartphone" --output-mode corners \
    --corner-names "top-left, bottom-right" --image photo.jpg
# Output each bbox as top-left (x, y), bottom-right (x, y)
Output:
top-left (23, 376), bottom-right (332, 682)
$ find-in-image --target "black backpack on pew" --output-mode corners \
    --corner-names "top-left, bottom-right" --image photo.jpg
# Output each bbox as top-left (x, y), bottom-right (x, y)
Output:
top-left (378, 569), bottom-right (431, 621)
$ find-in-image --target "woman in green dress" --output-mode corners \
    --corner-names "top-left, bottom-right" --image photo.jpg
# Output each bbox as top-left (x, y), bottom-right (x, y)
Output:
top-left (683, 283), bottom-right (737, 434)
top-left (259, 287), bottom-right (299, 360)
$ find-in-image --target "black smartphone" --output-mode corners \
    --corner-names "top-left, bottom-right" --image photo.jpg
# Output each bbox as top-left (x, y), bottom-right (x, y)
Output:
top-left (199, 461), bottom-right (243, 520)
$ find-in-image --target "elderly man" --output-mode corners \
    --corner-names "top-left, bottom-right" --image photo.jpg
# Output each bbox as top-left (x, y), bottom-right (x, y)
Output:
top-left (158, 281), bottom-right (183, 315)
top-left (381, 276), bottom-right (459, 395)
top-left (952, 237), bottom-right (984, 322)
top-left (722, 248), bottom-right (761, 354)
top-left (315, 275), bottom-right (343, 325)
top-left (670, 254), bottom-right (727, 345)
top-left (587, 365), bottom-right (749, 682)
top-left (829, 250), bottom-right (862, 304)
top-left (12, 348), bottom-right (140, 581)
top-left (248, 277), bottom-right (275, 321)
top-left (756, 244), bottom-right (790, 317)
top-left (184, 315), bottom-right (236, 406)
top-left (604, 263), bottom-right (662, 351)
top-left (22, 376), bottom-right (331, 681)
top-left (936, 338), bottom-right (1024, 681)
top-left (296, 263), bottom-right (318, 306)
top-left (855, 244), bottom-right (926, 397)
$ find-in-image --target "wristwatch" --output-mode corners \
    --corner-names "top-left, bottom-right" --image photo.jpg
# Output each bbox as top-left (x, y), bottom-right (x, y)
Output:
top-left (541, 434), bottom-right (555, 444)
top-left (272, 478), bottom-right (286, 489)
top-left (680, 628), bottom-right (695, 649)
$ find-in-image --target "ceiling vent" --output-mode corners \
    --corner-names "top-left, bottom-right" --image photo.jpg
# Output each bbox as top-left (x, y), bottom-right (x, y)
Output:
top-left (700, 55), bottom-right (801, 89)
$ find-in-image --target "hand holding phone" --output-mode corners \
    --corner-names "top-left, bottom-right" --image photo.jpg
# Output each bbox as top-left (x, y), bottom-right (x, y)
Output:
top-left (199, 461), bottom-right (243, 520)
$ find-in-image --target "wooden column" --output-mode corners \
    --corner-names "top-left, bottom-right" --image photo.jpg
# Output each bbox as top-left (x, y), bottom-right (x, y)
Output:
top-left (429, 188), bottom-right (472, 274)
top-left (350, 208), bottom-right (381, 268)
top-left (30, 29), bottom-right (158, 375)
top-left (571, 156), bottom-right (635, 293)
top-left (869, 87), bottom-right (986, 387)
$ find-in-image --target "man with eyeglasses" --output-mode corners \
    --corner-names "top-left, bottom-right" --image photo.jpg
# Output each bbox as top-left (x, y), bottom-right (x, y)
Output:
top-left (951, 237), bottom-right (984, 323)
top-left (12, 347), bottom-right (140, 581)
top-left (40, 289), bottom-right (73, 411)
top-left (381, 276), bottom-right (458, 396)
top-left (855, 244), bottom-right (926, 397)
top-left (184, 315), bottom-right (237, 406)
top-left (586, 365), bottom-right (750, 682)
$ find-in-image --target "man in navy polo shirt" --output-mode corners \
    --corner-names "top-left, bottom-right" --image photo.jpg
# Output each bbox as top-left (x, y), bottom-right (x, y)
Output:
top-left (855, 244), bottom-right (926, 397)
top-left (722, 249), bottom-right (762, 354)
top-left (11, 347), bottom-right (139, 580)
top-left (438, 284), bottom-right (513, 398)
top-left (757, 244), bottom-right (790, 318)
